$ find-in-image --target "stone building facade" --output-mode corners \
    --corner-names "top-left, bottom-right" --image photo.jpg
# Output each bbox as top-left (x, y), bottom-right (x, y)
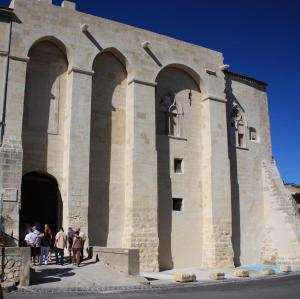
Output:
top-left (0, 0), bottom-right (299, 271)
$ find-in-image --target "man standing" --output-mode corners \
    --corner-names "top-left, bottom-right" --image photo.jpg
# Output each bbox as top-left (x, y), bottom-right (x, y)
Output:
top-left (24, 227), bottom-right (36, 265)
top-left (55, 227), bottom-right (67, 265)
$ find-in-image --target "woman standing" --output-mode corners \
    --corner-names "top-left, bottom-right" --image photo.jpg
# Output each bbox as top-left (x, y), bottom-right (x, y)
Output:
top-left (39, 225), bottom-right (51, 265)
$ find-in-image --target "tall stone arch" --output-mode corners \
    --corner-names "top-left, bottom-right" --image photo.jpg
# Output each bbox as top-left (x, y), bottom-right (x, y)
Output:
top-left (21, 38), bottom-right (68, 236)
top-left (22, 39), bottom-right (68, 180)
top-left (155, 65), bottom-right (202, 269)
top-left (88, 50), bottom-right (127, 247)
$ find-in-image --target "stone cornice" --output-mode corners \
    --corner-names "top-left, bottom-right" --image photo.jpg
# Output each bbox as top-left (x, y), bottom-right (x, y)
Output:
top-left (0, 51), bottom-right (8, 57)
top-left (0, 6), bottom-right (14, 18)
top-left (128, 79), bottom-right (157, 87)
top-left (202, 96), bottom-right (227, 104)
top-left (0, 52), bottom-right (29, 63)
top-left (10, 55), bottom-right (29, 63)
top-left (68, 67), bottom-right (94, 76)
top-left (224, 70), bottom-right (267, 88)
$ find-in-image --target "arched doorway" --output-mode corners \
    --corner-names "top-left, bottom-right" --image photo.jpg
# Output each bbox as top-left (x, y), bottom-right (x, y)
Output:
top-left (20, 172), bottom-right (62, 239)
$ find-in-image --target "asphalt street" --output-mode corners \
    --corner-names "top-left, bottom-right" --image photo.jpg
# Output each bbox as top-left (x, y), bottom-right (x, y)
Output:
top-left (6, 274), bottom-right (300, 299)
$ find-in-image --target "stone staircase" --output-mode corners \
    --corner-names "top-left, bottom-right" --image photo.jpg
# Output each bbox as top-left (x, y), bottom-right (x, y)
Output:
top-left (262, 160), bottom-right (300, 223)
top-left (261, 160), bottom-right (300, 264)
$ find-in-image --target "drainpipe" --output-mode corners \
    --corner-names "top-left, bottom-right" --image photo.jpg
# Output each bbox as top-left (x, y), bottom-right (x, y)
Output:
top-left (0, 11), bottom-right (13, 146)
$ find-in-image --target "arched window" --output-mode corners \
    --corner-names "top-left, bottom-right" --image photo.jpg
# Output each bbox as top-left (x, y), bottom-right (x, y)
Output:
top-left (249, 127), bottom-right (258, 142)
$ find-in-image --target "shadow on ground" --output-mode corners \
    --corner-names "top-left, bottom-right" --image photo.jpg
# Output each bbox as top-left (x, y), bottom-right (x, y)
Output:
top-left (30, 259), bottom-right (102, 285)
top-left (30, 267), bottom-right (75, 285)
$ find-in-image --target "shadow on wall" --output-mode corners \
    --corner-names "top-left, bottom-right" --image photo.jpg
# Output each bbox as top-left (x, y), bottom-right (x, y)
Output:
top-left (156, 134), bottom-right (173, 271)
top-left (225, 74), bottom-right (241, 267)
top-left (88, 52), bottom-right (127, 246)
top-left (22, 40), bottom-right (67, 177)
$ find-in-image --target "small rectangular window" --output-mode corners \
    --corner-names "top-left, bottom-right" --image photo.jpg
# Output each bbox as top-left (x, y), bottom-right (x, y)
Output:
top-left (249, 127), bottom-right (257, 141)
top-left (174, 158), bottom-right (183, 173)
top-left (173, 198), bottom-right (183, 211)
top-left (238, 133), bottom-right (245, 147)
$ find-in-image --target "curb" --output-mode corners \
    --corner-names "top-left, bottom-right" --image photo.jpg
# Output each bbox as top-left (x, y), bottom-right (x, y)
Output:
top-left (12, 271), bottom-right (300, 295)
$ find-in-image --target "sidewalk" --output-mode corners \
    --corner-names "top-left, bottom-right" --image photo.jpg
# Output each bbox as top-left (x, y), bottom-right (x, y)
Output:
top-left (142, 263), bottom-right (300, 285)
top-left (19, 259), bottom-right (140, 293)
top-left (15, 260), bottom-right (300, 294)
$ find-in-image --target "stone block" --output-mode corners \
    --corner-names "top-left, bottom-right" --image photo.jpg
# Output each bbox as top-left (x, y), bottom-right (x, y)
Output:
top-left (209, 272), bottom-right (225, 280)
top-left (262, 256), bottom-right (277, 265)
top-left (261, 268), bottom-right (275, 275)
top-left (280, 265), bottom-right (292, 273)
top-left (174, 272), bottom-right (196, 283)
top-left (92, 247), bottom-right (140, 275)
top-left (234, 269), bottom-right (250, 277)
top-left (0, 247), bottom-right (31, 286)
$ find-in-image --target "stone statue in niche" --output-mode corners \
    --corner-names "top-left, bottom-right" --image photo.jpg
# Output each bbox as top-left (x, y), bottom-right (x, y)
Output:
top-left (230, 104), bottom-right (246, 147)
top-left (159, 93), bottom-right (183, 137)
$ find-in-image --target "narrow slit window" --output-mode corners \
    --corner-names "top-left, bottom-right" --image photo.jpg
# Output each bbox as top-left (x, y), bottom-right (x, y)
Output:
top-left (174, 158), bottom-right (183, 173)
top-left (238, 133), bottom-right (244, 147)
top-left (237, 123), bottom-right (245, 147)
top-left (173, 198), bottom-right (183, 211)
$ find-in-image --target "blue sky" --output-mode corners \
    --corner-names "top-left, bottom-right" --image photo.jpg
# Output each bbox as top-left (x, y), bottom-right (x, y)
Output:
top-left (1, 0), bottom-right (299, 183)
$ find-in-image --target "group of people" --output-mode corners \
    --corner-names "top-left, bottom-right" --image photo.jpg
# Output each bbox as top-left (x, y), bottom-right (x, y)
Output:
top-left (24, 223), bottom-right (86, 267)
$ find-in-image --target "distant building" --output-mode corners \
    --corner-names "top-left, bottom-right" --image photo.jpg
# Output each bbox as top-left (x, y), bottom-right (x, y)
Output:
top-left (0, 0), bottom-right (299, 271)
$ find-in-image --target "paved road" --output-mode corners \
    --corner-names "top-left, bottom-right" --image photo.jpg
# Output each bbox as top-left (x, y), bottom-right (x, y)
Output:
top-left (6, 274), bottom-right (300, 299)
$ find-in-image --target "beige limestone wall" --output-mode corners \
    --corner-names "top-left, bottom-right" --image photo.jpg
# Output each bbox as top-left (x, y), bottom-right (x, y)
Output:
top-left (1, 0), bottom-right (235, 270)
top-left (0, 54), bottom-right (28, 239)
top-left (122, 81), bottom-right (159, 271)
top-left (62, 68), bottom-right (92, 237)
top-left (225, 73), bottom-right (272, 266)
top-left (0, 15), bottom-right (10, 52)
top-left (201, 96), bottom-right (234, 268)
top-left (0, 15), bottom-right (10, 124)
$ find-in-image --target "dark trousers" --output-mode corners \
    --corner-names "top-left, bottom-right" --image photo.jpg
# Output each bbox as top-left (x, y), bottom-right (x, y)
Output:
top-left (55, 248), bottom-right (64, 265)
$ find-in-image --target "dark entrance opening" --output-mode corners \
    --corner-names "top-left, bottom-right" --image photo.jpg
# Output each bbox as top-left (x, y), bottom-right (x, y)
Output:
top-left (20, 172), bottom-right (62, 240)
